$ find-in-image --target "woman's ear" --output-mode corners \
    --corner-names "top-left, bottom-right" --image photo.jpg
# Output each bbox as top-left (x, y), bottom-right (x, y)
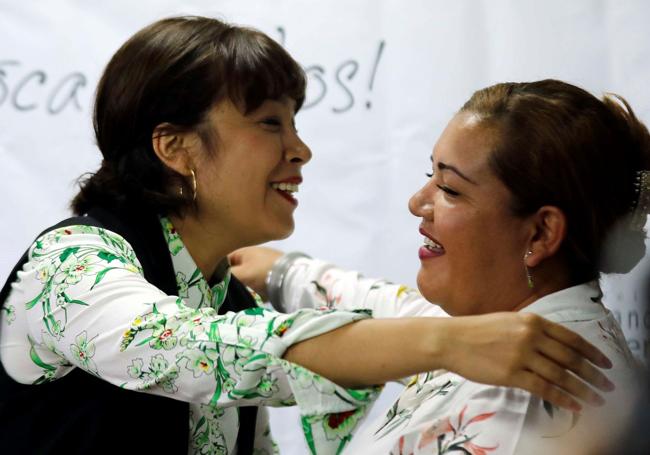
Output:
top-left (525, 206), bottom-right (567, 267)
top-left (152, 123), bottom-right (197, 176)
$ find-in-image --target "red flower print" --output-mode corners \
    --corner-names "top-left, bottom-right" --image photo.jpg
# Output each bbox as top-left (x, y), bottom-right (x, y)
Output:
top-left (463, 441), bottom-right (498, 455)
top-left (412, 406), bottom-right (499, 454)
top-left (328, 410), bottom-right (356, 429)
top-left (417, 417), bottom-right (453, 449)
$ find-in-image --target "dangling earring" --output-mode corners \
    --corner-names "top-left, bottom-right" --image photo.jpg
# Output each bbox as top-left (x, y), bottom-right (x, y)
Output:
top-left (189, 169), bottom-right (197, 202)
top-left (524, 250), bottom-right (534, 289)
top-left (178, 185), bottom-right (184, 197)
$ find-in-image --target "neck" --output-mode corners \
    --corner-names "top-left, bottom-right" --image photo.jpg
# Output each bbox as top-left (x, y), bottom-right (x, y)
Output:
top-left (169, 213), bottom-right (234, 280)
top-left (511, 259), bottom-right (573, 312)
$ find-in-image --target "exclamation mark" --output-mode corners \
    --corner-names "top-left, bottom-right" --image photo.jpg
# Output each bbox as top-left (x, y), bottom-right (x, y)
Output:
top-left (276, 27), bottom-right (286, 47)
top-left (366, 40), bottom-right (385, 109)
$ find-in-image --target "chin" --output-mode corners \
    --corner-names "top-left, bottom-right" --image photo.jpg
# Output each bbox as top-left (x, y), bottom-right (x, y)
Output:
top-left (416, 270), bottom-right (442, 304)
top-left (416, 270), bottom-right (462, 315)
top-left (267, 221), bottom-right (295, 242)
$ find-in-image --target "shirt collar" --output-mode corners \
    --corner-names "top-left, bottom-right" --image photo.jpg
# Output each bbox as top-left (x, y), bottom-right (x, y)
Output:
top-left (159, 216), bottom-right (231, 310)
top-left (520, 281), bottom-right (607, 323)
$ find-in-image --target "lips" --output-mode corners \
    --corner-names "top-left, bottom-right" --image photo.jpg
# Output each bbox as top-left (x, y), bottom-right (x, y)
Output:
top-left (418, 227), bottom-right (444, 259)
top-left (270, 177), bottom-right (302, 206)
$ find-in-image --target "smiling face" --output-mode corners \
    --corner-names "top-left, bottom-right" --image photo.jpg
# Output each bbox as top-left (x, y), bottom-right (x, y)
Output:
top-left (408, 112), bottom-right (534, 316)
top-left (192, 97), bottom-right (311, 249)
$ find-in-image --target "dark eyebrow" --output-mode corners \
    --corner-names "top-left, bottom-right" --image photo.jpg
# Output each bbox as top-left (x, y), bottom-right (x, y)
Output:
top-left (437, 161), bottom-right (477, 185)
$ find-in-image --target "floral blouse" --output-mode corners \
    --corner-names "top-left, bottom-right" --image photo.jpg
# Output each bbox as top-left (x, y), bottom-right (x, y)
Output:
top-left (277, 257), bottom-right (640, 455)
top-left (0, 218), bottom-right (379, 455)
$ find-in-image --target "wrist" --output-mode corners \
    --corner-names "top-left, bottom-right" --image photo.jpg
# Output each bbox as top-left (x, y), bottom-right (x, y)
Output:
top-left (420, 317), bottom-right (453, 372)
top-left (265, 251), bottom-right (311, 311)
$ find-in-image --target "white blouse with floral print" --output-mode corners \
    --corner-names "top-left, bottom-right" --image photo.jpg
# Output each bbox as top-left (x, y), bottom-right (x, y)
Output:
top-left (277, 257), bottom-right (640, 455)
top-left (0, 218), bottom-right (379, 455)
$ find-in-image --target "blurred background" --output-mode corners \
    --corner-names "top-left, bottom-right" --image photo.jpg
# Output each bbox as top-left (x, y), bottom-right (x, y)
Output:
top-left (1, 1), bottom-right (648, 452)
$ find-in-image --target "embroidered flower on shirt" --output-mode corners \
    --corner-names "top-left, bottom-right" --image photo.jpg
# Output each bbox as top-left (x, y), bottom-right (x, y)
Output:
top-left (127, 354), bottom-right (179, 394)
top-left (70, 330), bottom-right (99, 376)
top-left (126, 358), bottom-right (144, 378)
top-left (175, 271), bottom-right (190, 298)
top-left (1, 304), bottom-right (16, 325)
top-left (189, 404), bottom-right (228, 455)
top-left (395, 405), bottom-right (499, 455)
top-left (54, 253), bottom-right (95, 286)
top-left (177, 347), bottom-right (220, 378)
top-left (160, 217), bottom-right (184, 256)
top-left (257, 375), bottom-right (280, 398)
top-left (310, 280), bottom-right (342, 309)
top-left (322, 409), bottom-right (364, 441)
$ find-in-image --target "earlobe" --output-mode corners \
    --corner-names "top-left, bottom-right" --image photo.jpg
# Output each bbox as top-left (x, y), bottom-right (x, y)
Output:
top-left (525, 206), bottom-right (567, 267)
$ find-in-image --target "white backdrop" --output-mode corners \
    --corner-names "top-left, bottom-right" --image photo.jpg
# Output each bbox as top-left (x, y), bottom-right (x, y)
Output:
top-left (1, 1), bottom-right (649, 453)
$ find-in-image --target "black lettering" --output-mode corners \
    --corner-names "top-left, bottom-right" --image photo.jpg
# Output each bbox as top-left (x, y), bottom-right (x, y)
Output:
top-left (47, 72), bottom-right (86, 114)
top-left (12, 70), bottom-right (46, 111)
top-left (332, 60), bottom-right (358, 113)
top-left (628, 310), bottom-right (639, 329)
top-left (0, 60), bottom-right (19, 107)
top-left (276, 26), bottom-right (286, 47)
top-left (303, 65), bottom-right (326, 109)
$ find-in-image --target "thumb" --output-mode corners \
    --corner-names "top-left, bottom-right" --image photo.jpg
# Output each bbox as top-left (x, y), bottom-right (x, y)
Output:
top-left (228, 251), bottom-right (243, 267)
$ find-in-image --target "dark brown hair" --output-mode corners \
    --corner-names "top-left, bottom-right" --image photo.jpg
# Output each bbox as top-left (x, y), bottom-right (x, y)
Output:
top-left (72, 16), bottom-right (306, 215)
top-left (461, 79), bottom-right (650, 283)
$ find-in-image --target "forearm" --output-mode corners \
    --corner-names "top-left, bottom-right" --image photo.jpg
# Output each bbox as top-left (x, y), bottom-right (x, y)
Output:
top-left (284, 311), bottom-right (615, 415)
top-left (283, 317), bottom-right (447, 387)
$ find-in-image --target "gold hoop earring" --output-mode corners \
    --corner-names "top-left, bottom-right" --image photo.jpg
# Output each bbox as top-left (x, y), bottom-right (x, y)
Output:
top-left (524, 250), bottom-right (534, 289)
top-left (190, 169), bottom-right (197, 202)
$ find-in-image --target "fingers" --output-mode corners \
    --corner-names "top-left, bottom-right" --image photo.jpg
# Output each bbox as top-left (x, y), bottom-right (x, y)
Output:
top-left (541, 318), bottom-right (612, 369)
top-left (228, 251), bottom-right (242, 266)
top-left (506, 314), bottom-right (614, 412)
top-left (517, 371), bottom-right (583, 412)
top-left (525, 353), bottom-right (605, 408)
top-left (536, 336), bottom-right (614, 392)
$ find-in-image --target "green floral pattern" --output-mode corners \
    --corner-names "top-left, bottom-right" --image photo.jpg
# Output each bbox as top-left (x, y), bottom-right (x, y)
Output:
top-left (1, 304), bottom-right (15, 325)
top-left (1, 218), bottom-right (379, 454)
top-left (70, 331), bottom-right (98, 376)
top-left (127, 354), bottom-right (180, 393)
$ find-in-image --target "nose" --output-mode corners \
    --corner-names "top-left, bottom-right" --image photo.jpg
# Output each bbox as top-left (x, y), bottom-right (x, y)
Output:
top-left (409, 180), bottom-right (435, 219)
top-left (285, 134), bottom-right (312, 165)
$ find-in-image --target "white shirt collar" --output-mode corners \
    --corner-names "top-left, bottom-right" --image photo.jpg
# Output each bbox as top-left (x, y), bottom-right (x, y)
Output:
top-left (520, 281), bottom-right (607, 323)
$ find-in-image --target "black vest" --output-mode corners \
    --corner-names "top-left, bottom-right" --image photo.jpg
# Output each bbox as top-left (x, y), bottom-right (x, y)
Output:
top-left (0, 206), bottom-right (257, 454)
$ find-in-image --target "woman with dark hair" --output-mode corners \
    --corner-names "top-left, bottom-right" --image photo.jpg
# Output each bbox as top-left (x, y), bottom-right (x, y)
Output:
top-left (0, 18), bottom-right (613, 454)
top-left (232, 79), bottom-right (649, 454)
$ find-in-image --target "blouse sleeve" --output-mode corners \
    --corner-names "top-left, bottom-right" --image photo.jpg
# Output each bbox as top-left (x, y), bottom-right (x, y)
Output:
top-left (279, 256), bottom-right (449, 318)
top-left (1, 226), bottom-right (379, 452)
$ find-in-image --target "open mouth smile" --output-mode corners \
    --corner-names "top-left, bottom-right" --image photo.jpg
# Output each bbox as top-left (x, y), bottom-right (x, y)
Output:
top-left (270, 178), bottom-right (301, 206)
top-left (419, 227), bottom-right (445, 259)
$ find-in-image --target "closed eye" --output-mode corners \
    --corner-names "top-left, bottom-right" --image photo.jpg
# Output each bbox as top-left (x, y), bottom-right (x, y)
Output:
top-left (436, 185), bottom-right (460, 196)
top-left (260, 117), bottom-right (282, 129)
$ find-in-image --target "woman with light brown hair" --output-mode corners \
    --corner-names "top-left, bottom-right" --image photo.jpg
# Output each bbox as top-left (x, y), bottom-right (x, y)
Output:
top-left (232, 79), bottom-right (649, 453)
